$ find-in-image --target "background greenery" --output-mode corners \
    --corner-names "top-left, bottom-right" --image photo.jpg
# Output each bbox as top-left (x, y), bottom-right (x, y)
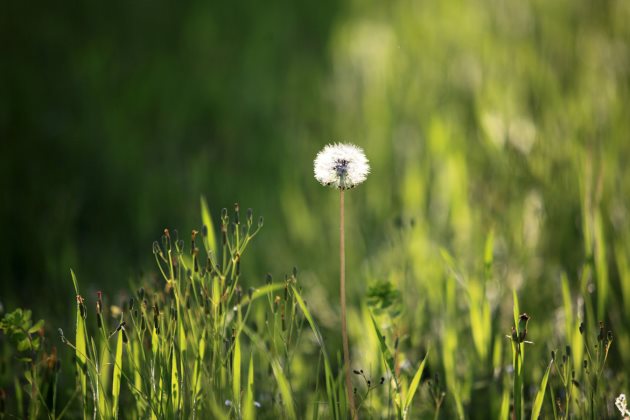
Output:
top-left (2, 0), bottom-right (630, 417)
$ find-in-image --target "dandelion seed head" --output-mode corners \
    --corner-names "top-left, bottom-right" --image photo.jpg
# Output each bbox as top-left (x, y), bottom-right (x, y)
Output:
top-left (616, 394), bottom-right (630, 416)
top-left (314, 143), bottom-right (370, 190)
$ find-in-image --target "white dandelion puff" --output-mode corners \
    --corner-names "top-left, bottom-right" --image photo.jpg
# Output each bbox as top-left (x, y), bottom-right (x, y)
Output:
top-left (314, 143), bottom-right (370, 190)
top-left (616, 394), bottom-right (630, 417)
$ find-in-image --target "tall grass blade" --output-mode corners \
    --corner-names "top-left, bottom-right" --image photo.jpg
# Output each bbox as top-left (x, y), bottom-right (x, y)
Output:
top-left (244, 352), bottom-right (255, 420)
top-left (292, 286), bottom-right (338, 418)
top-left (233, 332), bottom-right (241, 415)
top-left (71, 270), bottom-right (88, 416)
top-left (171, 349), bottom-right (180, 416)
top-left (402, 350), bottom-right (429, 419)
top-left (112, 324), bottom-right (124, 419)
top-left (530, 358), bottom-right (552, 420)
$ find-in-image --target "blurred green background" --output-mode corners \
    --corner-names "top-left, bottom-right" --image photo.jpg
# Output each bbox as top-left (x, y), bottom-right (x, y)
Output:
top-left (2, 0), bottom-right (630, 412)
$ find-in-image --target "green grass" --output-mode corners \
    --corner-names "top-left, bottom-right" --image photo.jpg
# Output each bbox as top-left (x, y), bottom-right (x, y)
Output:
top-left (0, 196), bottom-right (626, 419)
top-left (0, 193), bottom-right (627, 419)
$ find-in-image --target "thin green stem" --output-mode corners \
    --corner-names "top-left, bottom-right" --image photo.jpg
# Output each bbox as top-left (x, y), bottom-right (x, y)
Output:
top-left (340, 189), bottom-right (357, 419)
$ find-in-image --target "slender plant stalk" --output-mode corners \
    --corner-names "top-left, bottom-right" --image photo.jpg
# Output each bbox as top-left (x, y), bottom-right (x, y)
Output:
top-left (340, 189), bottom-right (357, 419)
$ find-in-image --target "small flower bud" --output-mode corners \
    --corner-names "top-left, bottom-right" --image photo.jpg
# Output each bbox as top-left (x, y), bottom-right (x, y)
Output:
top-left (258, 216), bottom-right (264, 228)
top-left (266, 273), bottom-right (272, 284)
top-left (247, 208), bottom-right (253, 226)
top-left (234, 203), bottom-right (240, 225)
top-left (517, 313), bottom-right (530, 342)
top-left (579, 322), bottom-right (584, 335)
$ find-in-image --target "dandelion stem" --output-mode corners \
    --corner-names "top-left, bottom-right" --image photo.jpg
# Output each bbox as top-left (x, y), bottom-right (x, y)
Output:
top-left (340, 189), bottom-right (357, 419)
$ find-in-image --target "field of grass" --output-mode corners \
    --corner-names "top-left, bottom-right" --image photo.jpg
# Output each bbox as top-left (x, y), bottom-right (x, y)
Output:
top-left (3, 0), bottom-right (630, 418)
top-left (1, 183), bottom-right (629, 419)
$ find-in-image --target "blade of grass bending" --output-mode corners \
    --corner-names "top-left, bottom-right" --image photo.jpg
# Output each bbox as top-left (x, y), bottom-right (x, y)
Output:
top-left (402, 349), bottom-right (429, 418)
top-left (292, 286), bottom-right (338, 420)
top-left (270, 356), bottom-right (295, 419)
top-left (369, 313), bottom-right (397, 386)
top-left (530, 358), bottom-right (553, 420)
top-left (112, 324), bottom-right (124, 419)
top-left (238, 283), bottom-right (286, 308)
top-left (370, 313), bottom-right (404, 418)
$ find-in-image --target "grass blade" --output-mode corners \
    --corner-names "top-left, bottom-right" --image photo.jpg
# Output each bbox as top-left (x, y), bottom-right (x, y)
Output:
top-left (292, 286), bottom-right (338, 419)
top-left (112, 324), bottom-right (124, 419)
top-left (530, 358), bottom-right (553, 420)
top-left (233, 332), bottom-right (241, 414)
top-left (369, 313), bottom-right (396, 383)
top-left (243, 352), bottom-right (255, 420)
top-left (71, 270), bottom-right (88, 417)
top-left (402, 350), bottom-right (429, 418)
top-left (171, 349), bottom-right (180, 416)
top-left (201, 196), bottom-right (218, 254)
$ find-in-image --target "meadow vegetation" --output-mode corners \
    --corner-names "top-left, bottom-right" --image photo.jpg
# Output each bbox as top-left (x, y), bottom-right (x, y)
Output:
top-left (3, 0), bottom-right (630, 418)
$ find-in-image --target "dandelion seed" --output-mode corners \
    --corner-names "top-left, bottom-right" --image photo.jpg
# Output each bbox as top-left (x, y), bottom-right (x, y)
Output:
top-left (313, 143), bottom-right (370, 190)
top-left (615, 394), bottom-right (630, 417)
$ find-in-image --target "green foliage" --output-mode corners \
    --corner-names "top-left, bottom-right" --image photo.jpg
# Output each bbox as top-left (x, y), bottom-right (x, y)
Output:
top-left (0, 309), bottom-right (44, 356)
top-left (366, 280), bottom-right (403, 318)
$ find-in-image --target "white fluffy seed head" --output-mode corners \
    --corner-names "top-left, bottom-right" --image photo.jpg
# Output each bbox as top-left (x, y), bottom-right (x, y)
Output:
top-left (616, 394), bottom-right (630, 416)
top-left (313, 143), bottom-right (370, 190)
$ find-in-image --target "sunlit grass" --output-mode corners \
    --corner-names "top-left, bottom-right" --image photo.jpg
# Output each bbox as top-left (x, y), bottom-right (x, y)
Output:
top-left (0, 192), bottom-right (624, 419)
